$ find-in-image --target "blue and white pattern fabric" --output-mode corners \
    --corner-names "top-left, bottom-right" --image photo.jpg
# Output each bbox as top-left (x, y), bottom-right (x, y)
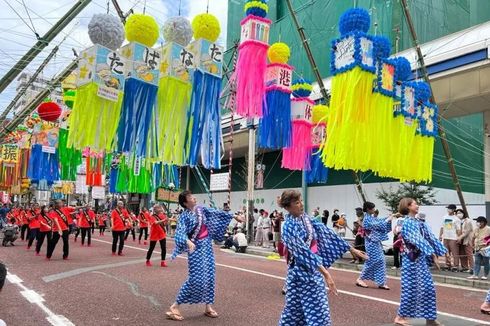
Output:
top-left (171, 206), bottom-right (233, 305)
top-left (279, 214), bottom-right (350, 326)
top-left (486, 289), bottom-right (490, 303)
top-left (398, 216), bottom-right (447, 320)
top-left (359, 213), bottom-right (391, 285)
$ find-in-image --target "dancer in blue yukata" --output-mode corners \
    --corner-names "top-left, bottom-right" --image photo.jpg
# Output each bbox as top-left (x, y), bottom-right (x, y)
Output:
top-left (356, 201), bottom-right (394, 290)
top-left (277, 190), bottom-right (367, 326)
top-left (481, 289), bottom-right (490, 315)
top-left (166, 190), bottom-right (243, 321)
top-left (394, 198), bottom-right (447, 326)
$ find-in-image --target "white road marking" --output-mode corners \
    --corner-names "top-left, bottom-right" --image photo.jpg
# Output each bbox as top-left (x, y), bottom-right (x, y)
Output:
top-left (93, 238), bottom-right (490, 325)
top-left (7, 273), bottom-right (75, 326)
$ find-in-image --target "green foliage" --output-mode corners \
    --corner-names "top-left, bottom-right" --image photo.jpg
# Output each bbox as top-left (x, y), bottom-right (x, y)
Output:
top-left (376, 183), bottom-right (438, 213)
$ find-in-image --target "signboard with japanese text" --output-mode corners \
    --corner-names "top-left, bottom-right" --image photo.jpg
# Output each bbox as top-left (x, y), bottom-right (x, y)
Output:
top-left (265, 63), bottom-right (292, 91)
top-left (333, 36), bottom-right (355, 70)
top-left (120, 42), bottom-right (160, 85)
top-left (76, 44), bottom-right (126, 93)
top-left (209, 172), bottom-right (229, 192)
top-left (156, 188), bottom-right (179, 202)
top-left (187, 39), bottom-right (223, 78)
top-left (160, 42), bottom-right (194, 83)
top-left (0, 144), bottom-right (19, 163)
top-left (291, 98), bottom-right (314, 123)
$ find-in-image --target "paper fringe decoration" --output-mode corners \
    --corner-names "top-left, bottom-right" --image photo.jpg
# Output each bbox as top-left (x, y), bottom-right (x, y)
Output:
top-left (117, 78), bottom-right (158, 157)
top-left (306, 149), bottom-right (329, 184)
top-left (67, 82), bottom-right (123, 151)
top-left (282, 120), bottom-right (313, 170)
top-left (27, 144), bottom-right (60, 185)
top-left (258, 88), bottom-right (292, 149)
top-left (186, 70), bottom-right (222, 169)
top-left (58, 128), bottom-right (82, 181)
top-left (154, 76), bottom-right (191, 166)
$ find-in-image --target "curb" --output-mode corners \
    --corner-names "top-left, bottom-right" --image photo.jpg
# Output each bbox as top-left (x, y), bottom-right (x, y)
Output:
top-left (242, 247), bottom-right (489, 290)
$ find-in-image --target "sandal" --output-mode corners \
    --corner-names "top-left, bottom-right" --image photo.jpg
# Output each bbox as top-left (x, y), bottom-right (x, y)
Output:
top-left (204, 310), bottom-right (219, 318)
top-left (166, 311), bottom-right (184, 321)
top-left (356, 281), bottom-right (368, 288)
top-left (481, 309), bottom-right (490, 315)
top-left (378, 285), bottom-right (390, 290)
top-left (394, 318), bottom-right (412, 326)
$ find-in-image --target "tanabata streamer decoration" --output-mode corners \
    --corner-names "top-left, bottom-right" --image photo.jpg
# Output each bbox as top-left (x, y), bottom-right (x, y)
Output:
top-left (68, 14), bottom-right (126, 151)
top-left (185, 13), bottom-right (225, 169)
top-left (84, 148), bottom-right (104, 186)
top-left (398, 81), bottom-right (436, 183)
top-left (258, 42), bottom-right (293, 149)
top-left (153, 163), bottom-right (180, 189)
top-left (115, 155), bottom-right (153, 194)
top-left (37, 100), bottom-right (61, 122)
top-left (27, 122), bottom-right (60, 187)
top-left (235, 0), bottom-right (271, 117)
top-left (58, 128), bottom-right (82, 181)
top-left (153, 17), bottom-right (193, 165)
top-left (321, 8), bottom-right (376, 171)
top-left (118, 14), bottom-right (160, 157)
top-left (307, 105), bottom-right (329, 184)
top-left (282, 80), bottom-right (314, 170)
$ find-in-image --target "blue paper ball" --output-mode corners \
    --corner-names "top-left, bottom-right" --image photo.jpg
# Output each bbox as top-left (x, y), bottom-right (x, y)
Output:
top-left (373, 36), bottom-right (391, 59)
top-left (291, 79), bottom-right (313, 98)
top-left (245, 0), bottom-right (268, 18)
top-left (246, 7), bottom-right (267, 17)
top-left (394, 57), bottom-right (412, 81)
top-left (414, 81), bottom-right (431, 103)
top-left (339, 8), bottom-right (370, 35)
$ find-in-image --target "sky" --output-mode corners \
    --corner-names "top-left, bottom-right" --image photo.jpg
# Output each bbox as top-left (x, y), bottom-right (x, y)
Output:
top-left (0, 0), bottom-right (229, 115)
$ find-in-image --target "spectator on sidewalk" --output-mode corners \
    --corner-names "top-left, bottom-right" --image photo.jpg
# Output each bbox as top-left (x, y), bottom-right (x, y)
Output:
top-left (392, 214), bottom-right (405, 270)
top-left (456, 208), bottom-right (473, 273)
top-left (331, 209), bottom-right (340, 230)
top-left (321, 209), bottom-right (329, 226)
top-left (233, 229), bottom-right (248, 253)
top-left (272, 211), bottom-right (284, 253)
top-left (439, 204), bottom-right (461, 271)
top-left (468, 216), bottom-right (490, 280)
top-left (2, 217), bottom-right (19, 247)
top-left (337, 213), bottom-right (347, 238)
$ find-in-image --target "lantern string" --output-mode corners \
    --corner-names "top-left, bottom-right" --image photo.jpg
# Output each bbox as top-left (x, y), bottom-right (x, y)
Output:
top-left (143, 0), bottom-right (147, 14)
top-left (106, 0), bottom-right (110, 14)
top-left (179, 0), bottom-right (182, 16)
top-left (206, 0), bottom-right (210, 13)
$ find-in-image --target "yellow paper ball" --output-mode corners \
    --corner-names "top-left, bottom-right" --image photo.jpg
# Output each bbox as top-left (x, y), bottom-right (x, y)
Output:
top-left (125, 14), bottom-right (159, 47)
top-left (192, 13), bottom-right (220, 42)
top-left (312, 104), bottom-right (329, 124)
top-left (268, 42), bottom-right (290, 64)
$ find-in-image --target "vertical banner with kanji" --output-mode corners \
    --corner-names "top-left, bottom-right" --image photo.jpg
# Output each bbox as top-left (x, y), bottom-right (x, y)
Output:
top-left (1, 144), bottom-right (19, 163)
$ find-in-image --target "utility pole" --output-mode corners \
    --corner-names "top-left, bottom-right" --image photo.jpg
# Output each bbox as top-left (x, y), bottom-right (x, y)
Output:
top-left (0, 44), bottom-right (61, 125)
top-left (400, 0), bottom-right (468, 215)
top-left (0, 0), bottom-right (91, 95)
top-left (0, 60), bottom-right (78, 139)
top-left (246, 121), bottom-right (256, 243)
top-left (285, 0), bottom-right (367, 204)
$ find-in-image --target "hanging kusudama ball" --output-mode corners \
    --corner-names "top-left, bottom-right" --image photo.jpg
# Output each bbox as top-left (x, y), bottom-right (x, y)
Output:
top-left (162, 16), bottom-right (193, 46)
top-left (88, 14), bottom-right (125, 50)
top-left (37, 99), bottom-right (62, 122)
top-left (339, 8), bottom-right (371, 35)
top-left (291, 79), bottom-right (313, 98)
top-left (244, 0), bottom-right (269, 18)
top-left (63, 90), bottom-right (76, 109)
top-left (125, 14), bottom-right (160, 47)
top-left (191, 13), bottom-right (220, 42)
top-left (267, 42), bottom-right (290, 64)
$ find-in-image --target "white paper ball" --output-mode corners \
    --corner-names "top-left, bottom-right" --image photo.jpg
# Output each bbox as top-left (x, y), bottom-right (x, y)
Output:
top-left (162, 16), bottom-right (193, 46)
top-left (88, 14), bottom-right (125, 50)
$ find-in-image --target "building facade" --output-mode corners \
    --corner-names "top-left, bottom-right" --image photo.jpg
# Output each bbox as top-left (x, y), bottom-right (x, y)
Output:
top-left (14, 73), bottom-right (63, 117)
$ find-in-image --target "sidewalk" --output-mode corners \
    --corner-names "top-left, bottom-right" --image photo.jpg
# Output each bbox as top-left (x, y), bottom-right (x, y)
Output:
top-left (239, 245), bottom-right (489, 290)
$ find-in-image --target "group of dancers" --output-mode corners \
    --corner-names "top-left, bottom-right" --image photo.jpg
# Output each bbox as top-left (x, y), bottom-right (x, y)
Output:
top-left (3, 190), bottom-right (489, 325)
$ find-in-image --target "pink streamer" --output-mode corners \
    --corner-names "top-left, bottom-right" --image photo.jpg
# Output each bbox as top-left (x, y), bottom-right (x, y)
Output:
top-left (282, 120), bottom-right (313, 170)
top-left (236, 40), bottom-right (269, 117)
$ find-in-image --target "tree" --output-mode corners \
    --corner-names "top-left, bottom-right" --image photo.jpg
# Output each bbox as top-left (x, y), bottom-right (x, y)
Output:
top-left (376, 183), bottom-right (438, 213)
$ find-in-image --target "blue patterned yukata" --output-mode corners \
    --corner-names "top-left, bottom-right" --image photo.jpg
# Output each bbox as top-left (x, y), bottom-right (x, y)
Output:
top-left (171, 206), bottom-right (233, 305)
top-left (486, 289), bottom-right (490, 303)
top-left (279, 213), bottom-right (350, 326)
top-left (398, 216), bottom-right (447, 320)
top-left (359, 213), bottom-right (392, 286)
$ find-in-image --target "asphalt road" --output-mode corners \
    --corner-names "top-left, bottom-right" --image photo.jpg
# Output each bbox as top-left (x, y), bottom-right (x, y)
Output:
top-left (0, 233), bottom-right (489, 326)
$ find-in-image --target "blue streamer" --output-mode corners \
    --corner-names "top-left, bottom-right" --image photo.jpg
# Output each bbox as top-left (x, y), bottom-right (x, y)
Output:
top-left (306, 149), bottom-right (329, 184)
top-left (27, 144), bottom-right (60, 185)
top-left (258, 89), bottom-right (292, 149)
top-left (117, 78), bottom-right (158, 157)
top-left (186, 70), bottom-right (222, 169)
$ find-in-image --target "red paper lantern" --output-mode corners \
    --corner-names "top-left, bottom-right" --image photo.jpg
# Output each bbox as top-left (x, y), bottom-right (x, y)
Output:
top-left (37, 101), bottom-right (61, 122)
